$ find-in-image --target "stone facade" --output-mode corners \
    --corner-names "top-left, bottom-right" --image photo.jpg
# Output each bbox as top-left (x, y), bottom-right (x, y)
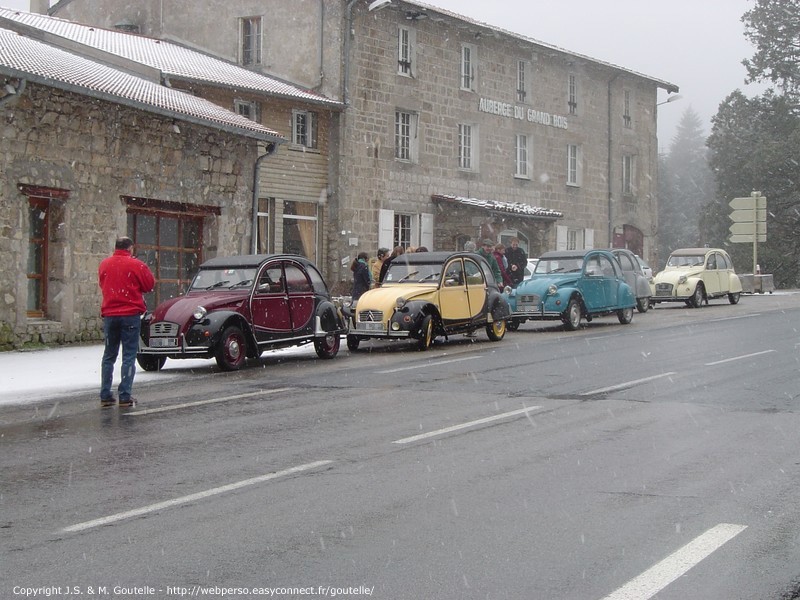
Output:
top-left (52, 0), bottom-right (674, 279)
top-left (0, 83), bottom-right (258, 349)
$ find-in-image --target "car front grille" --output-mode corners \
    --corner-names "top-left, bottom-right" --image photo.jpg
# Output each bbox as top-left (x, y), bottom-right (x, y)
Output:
top-left (150, 321), bottom-right (180, 336)
top-left (357, 310), bottom-right (383, 323)
top-left (655, 283), bottom-right (673, 297)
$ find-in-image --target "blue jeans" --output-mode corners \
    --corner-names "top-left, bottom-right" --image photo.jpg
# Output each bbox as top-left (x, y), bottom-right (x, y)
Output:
top-left (100, 314), bottom-right (141, 401)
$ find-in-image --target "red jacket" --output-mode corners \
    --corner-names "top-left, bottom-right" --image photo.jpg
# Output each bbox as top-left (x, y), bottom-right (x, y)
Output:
top-left (98, 249), bottom-right (156, 317)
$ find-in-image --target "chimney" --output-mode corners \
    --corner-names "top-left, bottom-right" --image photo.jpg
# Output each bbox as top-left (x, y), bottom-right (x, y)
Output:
top-left (29, 0), bottom-right (50, 14)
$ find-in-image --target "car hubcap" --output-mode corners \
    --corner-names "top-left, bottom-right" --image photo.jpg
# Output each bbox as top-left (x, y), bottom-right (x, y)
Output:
top-left (228, 338), bottom-right (241, 359)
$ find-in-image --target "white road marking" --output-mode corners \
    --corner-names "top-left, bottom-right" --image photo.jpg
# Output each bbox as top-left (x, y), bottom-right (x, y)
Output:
top-left (708, 313), bottom-right (761, 322)
top-left (392, 406), bottom-right (542, 445)
top-left (704, 349), bottom-right (775, 366)
top-left (601, 523), bottom-right (747, 600)
top-left (61, 460), bottom-right (333, 533)
top-left (580, 373), bottom-right (676, 396)
top-left (376, 355), bottom-right (481, 374)
top-left (123, 387), bottom-right (293, 416)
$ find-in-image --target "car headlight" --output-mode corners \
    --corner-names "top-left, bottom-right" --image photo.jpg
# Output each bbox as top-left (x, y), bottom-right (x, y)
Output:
top-left (193, 306), bottom-right (207, 321)
top-left (396, 297), bottom-right (408, 310)
top-left (547, 284), bottom-right (558, 296)
top-left (678, 275), bottom-right (687, 284)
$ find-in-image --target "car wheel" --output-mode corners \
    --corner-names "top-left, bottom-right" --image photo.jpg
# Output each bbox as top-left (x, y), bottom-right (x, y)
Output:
top-left (137, 354), bottom-right (166, 371)
top-left (215, 325), bottom-right (247, 371)
top-left (346, 335), bottom-right (360, 351)
top-left (486, 318), bottom-right (506, 341)
top-left (314, 332), bottom-right (340, 359)
top-left (506, 318), bottom-right (520, 332)
top-left (562, 298), bottom-right (582, 331)
top-left (418, 315), bottom-right (434, 351)
top-left (690, 284), bottom-right (704, 308)
top-left (728, 292), bottom-right (741, 304)
top-left (618, 306), bottom-right (634, 324)
top-left (636, 298), bottom-right (649, 313)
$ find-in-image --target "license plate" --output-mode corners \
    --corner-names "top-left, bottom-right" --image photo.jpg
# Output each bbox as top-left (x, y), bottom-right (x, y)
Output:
top-left (149, 337), bottom-right (178, 348)
top-left (357, 322), bottom-right (384, 332)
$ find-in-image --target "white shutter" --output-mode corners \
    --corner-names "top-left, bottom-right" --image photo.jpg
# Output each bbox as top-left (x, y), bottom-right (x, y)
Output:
top-left (420, 213), bottom-right (434, 250)
top-left (556, 225), bottom-right (568, 251)
top-left (378, 209), bottom-right (394, 249)
top-left (584, 229), bottom-right (594, 250)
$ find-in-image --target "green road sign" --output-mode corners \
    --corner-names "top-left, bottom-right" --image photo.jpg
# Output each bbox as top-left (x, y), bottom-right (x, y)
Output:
top-left (729, 208), bottom-right (767, 222)
top-left (729, 222), bottom-right (766, 235)
top-left (729, 195), bottom-right (767, 210)
top-left (730, 233), bottom-right (766, 243)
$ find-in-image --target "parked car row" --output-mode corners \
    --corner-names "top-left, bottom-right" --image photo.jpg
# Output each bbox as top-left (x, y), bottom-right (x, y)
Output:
top-left (135, 247), bottom-right (742, 372)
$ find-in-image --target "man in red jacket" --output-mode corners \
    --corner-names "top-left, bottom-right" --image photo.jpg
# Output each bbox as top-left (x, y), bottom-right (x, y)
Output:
top-left (98, 236), bottom-right (155, 408)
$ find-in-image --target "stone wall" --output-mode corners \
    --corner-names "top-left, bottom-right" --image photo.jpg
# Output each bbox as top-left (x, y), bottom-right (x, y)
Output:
top-left (0, 82), bottom-right (257, 349)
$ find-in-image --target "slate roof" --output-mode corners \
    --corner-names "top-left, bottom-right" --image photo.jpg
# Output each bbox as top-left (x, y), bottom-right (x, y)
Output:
top-left (431, 194), bottom-right (564, 220)
top-left (0, 24), bottom-right (284, 143)
top-left (0, 8), bottom-right (341, 107)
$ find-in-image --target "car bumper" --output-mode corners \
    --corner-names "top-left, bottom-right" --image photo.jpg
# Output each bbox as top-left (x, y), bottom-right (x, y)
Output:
top-left (509, 294), bottom-right (563, 320)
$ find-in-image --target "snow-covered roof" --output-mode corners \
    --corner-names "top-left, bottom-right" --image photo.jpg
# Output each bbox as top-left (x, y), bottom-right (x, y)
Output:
top-left (0, 25), bottom-right (284, 142)
top-left (0, 7), bottom-right (341, 108)
top-left (404, 1), bottom-right (678, 93)
top-left (431, 194), bottom-right (564, 220)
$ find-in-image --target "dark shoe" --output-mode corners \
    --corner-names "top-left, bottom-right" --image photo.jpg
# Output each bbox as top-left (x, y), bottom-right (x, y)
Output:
top-left (101, 397), bottom-right (117, 408)
top-left (118, 397), bottom-right (137, 408)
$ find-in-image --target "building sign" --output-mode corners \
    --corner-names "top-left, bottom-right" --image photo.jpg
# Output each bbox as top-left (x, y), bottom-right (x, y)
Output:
top-left (478, 98), bottom-right (568, 130)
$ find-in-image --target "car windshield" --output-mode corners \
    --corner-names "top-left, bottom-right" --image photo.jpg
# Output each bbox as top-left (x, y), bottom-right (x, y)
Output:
top-left (384, 262), bottom-right (442, 283)
top-left (534, 258), bottom-right (583, 274)
top-left (189, 267), bottom-right (258, 291)
top-left (667, 255), bottom-right (705, 268)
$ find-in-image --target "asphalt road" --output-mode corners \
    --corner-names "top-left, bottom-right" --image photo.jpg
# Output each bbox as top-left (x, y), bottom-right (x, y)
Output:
top-left (2, 292), bottom-right (800, 600)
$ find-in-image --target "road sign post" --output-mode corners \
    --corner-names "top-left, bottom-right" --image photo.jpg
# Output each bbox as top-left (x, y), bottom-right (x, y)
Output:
top-left (729, 191), bottom-right (767, 274)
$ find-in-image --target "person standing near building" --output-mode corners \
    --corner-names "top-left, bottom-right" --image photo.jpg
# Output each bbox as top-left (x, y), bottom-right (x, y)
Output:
top-left (478, 239), bottom-right (503, 285)
top-left (350, 251), bottom-right (371, 301)
top-left (506, 237), bottom-right (528, 287)
top-left (379, 246), bottom-right (405, 284)
top-left (493, 243), bottom-right (514, 288)
top-left (98, 236), bottom-right (155, 408)
top-left (370, 248), bottom-right (389, 287)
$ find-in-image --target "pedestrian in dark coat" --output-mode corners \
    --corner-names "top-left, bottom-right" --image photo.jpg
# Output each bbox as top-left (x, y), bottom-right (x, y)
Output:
top-left (351, 252), bottom-right (371, 300)
top-left (506, 237), bottom-right (528, 287)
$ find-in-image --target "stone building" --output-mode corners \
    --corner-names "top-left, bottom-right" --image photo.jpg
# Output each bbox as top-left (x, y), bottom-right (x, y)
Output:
top-left (52, 0), bottom-right (678, 290)
top-left (0, 8), bottom-right (342, 348)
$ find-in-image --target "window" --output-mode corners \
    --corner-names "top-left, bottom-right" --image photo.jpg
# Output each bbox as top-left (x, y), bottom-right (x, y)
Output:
top-left (461, 44), bottom-right (476, 91)
top-left (292, 110), bottom-right (318, 149)
top-left (557, 226), bottom-right (592, 251)
top-left (235, 99), bottom-right (259, 122)
top-left (256, 197), bottom-right (272, 254)
top-left (568, 73), bottom-right (578, 115)
top-left (240, 16), bottom-right (262, 66)
top-left (398, 26), bottom-right (416, 76)
top-left (20, 186), bottom-right (69, 319)
top-left (517, 60), bottom-right (528, 103)
top-left (622, 155), bottom-right (634, 196)
top-left (515, 134), bottom-right (530, 178)
top-left (282, 200), bottom-right (318, 262)
top-left (623, 89), bottom-right (632, 128)
top-left (567, 144), bottom-right (582, 186)
top-left (395, 110), bottom-right (418, 162)
top-left (458, 124), bottom-right (478, 171)
top-left (394, 214), bottom-right (412, 248)
top-left (27, 197), bottom-right (49, 318)
top-left (127, 210), bottom-right (203, 307)
top-left (379, 209), bottom-right (433, 250)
